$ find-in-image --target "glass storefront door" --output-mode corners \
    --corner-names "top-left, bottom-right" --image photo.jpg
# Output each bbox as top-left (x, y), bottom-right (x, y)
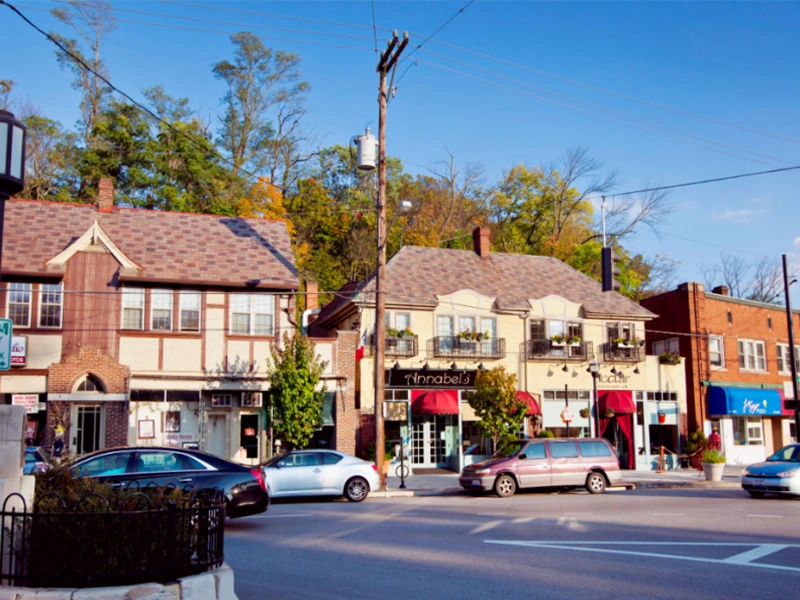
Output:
top-left (411, 415), bottom-right (452, 468)
top-left (72, 405), bottom-right (103, 456)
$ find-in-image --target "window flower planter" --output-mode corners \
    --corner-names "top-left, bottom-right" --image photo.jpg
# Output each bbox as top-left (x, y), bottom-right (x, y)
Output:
top-left (659, 351), bottom-right (681, 365)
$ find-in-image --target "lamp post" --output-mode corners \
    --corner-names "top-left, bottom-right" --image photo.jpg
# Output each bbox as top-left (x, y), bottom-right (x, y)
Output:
top-left (0, 110), bottom-right (27, 283)
top-left (588, 359), bottom-right (600, 438)
top-left (782, 254), bottom-right (800, 441)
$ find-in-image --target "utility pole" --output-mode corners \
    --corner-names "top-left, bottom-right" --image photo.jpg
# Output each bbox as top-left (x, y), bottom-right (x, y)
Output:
top-left (373, 31), bottom-right (408, 490)
top-left (782, 254), bottom-right (800, 440)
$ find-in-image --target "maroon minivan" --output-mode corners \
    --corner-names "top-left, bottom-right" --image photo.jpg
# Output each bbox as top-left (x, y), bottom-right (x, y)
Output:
top-left (459, 438), bottom-right (621, 497)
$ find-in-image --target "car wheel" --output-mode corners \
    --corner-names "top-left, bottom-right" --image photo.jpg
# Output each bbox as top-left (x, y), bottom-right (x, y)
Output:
top-left (586, 472), bottom-right (606, 494)
top-left (494, 474), bottom-right (516, 498)
top-left (344, 477), bottom-right (369, 502)
top-left (747, 490), bottom-right (766, 499)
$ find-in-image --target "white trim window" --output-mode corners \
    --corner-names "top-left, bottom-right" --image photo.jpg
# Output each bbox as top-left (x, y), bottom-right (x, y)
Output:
top-left (150, 289), bottom-right (173, 331)
top-left (738, 339), bottom-right (766, 372)
top-left (395, 312), bottom-right (411, 332)
top-left (733, 416), bottom-right (763, 446)
top-left (653, 337), bottom-right (679, 355)
top-left (180, 291), bottom-right (201, 332)
top-left (38, 283), bottom-right (63, 328)
top-left (708, 335), bottom-right (725, 369)
top-left (8, 283), bottom-right (31, 328)
top-left (777, 343), bottom-right (800, 374)
top-left (230, 294), bottom-right (274, 336)
top-left (122, 288), bottom-right (145, 330)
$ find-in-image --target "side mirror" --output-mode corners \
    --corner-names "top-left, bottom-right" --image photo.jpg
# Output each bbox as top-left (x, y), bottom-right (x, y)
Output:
top-left (276, 460), bottom-right (285, 468)
top-left (518, 454), bottom-right (527, 460)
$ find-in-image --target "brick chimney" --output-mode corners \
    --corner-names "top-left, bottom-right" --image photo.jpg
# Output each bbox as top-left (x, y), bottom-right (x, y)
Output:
top-left (97, 178), bottom-right (114, 213)
top-left (712, 285), bottom-right (729, 296)
top-left (472, 227), bottom-right (490, 258)
top-left (305, 281), bottom-right (319, 311)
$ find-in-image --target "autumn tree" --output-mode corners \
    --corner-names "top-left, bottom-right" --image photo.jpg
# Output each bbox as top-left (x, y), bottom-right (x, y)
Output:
top-left (466, 367), bottom-right (527, 454)
top-left (267, 332), bottom-right (328, 450)
top-left (701, 254), bottom-right (784, 304)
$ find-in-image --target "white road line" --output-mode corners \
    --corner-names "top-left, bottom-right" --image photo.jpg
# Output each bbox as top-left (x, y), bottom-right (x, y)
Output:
top-left (252, 513), bottom-right (314, 519)
top-left (653, 513), bottom-right (684, 516)
top-left (747, 514), bottom-right (783, 519)
top-left (390, 512), bottom-right (419, 516)
top-left (483, 541), bottom-right (800, 574)
top-left (724, 544), bottom-right (787, 565)
top-left (512, 517), bottom-right (536, 524)
top-left (470, 520), bottom-right (505, 535)
top-left (564, 512), bottom-right (593, 516)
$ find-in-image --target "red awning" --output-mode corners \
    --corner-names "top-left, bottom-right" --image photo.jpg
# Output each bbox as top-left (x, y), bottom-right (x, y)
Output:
top-left (515, 391), bottom-right (541, 415)
top-left (598, 390), bottom-right (635, 414)
top-left (411, 390), bottom-right (459, 415)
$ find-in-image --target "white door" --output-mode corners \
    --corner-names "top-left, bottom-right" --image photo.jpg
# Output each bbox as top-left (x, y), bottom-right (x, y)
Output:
top-left (206, 414), bottom-right (228, 458)
top-left (411, 416), bottom-right (449, 468)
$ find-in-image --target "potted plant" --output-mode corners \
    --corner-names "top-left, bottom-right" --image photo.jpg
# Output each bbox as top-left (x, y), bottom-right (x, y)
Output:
top-left (567, 335), bottom-right (582, 346)
top-left (701, 449), bottom-right (726, 481)
top-left (614, 337), bottom-right (632, 348)
top-left (602, 407), bottom-right (615, 418)
top-left (659, 351), bottom-right (681, 365)
top-left (685, 430), bottom-right (707, 471)
top-left (579, 408), bottom-right (591, 419)
top-left (386, 327), bottom-right (400, 338)
top-left (550, 334), bottom-right (566, 346)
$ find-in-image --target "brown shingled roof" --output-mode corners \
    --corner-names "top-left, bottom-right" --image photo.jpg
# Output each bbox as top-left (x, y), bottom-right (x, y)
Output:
top-left (4, 199), bottom-right (298, 289)
top-left (357, 246), bottom-right (653, 319)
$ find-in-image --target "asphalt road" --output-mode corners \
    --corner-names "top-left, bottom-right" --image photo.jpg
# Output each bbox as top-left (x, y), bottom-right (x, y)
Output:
top-left (225, 488), bottom-right (800, 600)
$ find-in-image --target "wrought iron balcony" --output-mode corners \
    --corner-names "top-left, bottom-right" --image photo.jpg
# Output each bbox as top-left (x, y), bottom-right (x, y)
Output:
top-left (384, 335), bottom-right (418, 358)
top-left (604, 343), bottom-right (645, 363)
top-left (431, 336), bottom-right (506, 360)
top-left (524, 339), bottom-right (594, 362)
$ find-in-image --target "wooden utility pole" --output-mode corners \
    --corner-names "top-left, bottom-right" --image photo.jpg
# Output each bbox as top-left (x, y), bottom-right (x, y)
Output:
top-left (373, 31), bottom-right (408, 489)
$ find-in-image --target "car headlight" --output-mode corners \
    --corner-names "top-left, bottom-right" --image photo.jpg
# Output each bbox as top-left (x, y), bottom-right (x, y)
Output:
top-left (776, 470), bottom-right (799, 478)
top-left (474, 468), bottom-right (492, 476)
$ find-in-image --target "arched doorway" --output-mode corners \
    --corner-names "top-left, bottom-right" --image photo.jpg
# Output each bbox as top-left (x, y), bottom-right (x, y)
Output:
top-left (71, 375), bottom-right (106, 456)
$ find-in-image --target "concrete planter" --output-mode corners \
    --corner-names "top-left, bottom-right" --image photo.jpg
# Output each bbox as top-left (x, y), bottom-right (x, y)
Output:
top-left (702, 462), bottom-right (725, 482)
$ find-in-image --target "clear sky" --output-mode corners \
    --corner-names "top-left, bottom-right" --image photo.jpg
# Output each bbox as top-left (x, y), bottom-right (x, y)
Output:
top-left (5, 1), bottom-right (800, 288)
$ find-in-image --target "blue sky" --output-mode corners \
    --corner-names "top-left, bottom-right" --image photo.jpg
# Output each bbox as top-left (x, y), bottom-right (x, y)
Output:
top-left (4, 1), bottom-right (800, 287)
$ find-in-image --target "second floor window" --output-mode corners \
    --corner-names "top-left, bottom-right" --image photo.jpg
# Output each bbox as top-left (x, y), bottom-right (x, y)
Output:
top-left (151, 290), bottom-right (173, 331)
top-left (230, 294), bottom-right (274, 336)
top-left (708, 335), bottom-right (724, 368)
top-left (653, 338), bottom-right (679, 355)
top-left (530, 319), bottom-right (545, 340)
top-left (607, 322), bottom-right (635, 344)
top-left (180, 291), bottom-right (201, 332)
top-left (39, 284), bottom-right (63, 328)
top-left (738, 339), bottom-right (766, 372)
top-left (122, 288), bottom-right (145, 330)
top-left (8, 283), bottom-right (31, 327)
top-left (777, 344), bottom-right (800, 374)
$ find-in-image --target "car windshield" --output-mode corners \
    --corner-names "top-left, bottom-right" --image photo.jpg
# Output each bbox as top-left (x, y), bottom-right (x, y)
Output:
top-left (766, 446), bottom-right (800, 462)
top-left (494, 441), bottom-right (526, 459)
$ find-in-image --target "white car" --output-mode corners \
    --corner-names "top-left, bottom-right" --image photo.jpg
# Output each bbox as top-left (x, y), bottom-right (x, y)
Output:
top-left (262, 450), bottom-right (381, 502)
top-left (741, 443), bottom-right (800, 498)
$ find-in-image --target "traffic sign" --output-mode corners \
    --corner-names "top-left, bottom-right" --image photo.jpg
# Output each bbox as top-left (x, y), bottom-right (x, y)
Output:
top-left (0, 319), bottom-right (11, 370)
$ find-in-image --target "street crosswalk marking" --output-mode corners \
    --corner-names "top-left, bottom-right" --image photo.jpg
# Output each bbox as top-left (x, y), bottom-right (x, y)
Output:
top-left (483, 540), bottom-right (800, 574)
top-left (747, 514), bottom-right (783, 518)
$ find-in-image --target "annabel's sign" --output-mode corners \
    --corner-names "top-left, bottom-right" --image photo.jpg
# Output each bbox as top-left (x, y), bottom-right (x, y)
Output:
top-left (386, 368), bottom-right (477, 389)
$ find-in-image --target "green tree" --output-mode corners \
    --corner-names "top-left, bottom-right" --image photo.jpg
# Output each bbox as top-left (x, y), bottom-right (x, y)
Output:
top-left (467, 367), bottom-right (527, 454)
top-left (267, 332), bottom-right (328, 450)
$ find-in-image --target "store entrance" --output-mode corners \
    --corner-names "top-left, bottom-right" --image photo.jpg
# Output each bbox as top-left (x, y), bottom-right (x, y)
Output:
top-left (411, 415), bottom-right (451, 468)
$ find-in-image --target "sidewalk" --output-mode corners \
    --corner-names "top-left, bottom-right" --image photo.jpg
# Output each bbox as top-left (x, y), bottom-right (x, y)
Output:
top-left (370, 465), bottom-right (742, 498)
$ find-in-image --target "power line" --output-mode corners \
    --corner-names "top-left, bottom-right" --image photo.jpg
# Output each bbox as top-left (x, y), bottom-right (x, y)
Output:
top-left (656, 232), bottom-right (770, 258)
top-left (400, 0), bottom-right (474, 64)
top-left (613, 164), bottom-right (800, 197)
top-left (414, 58), bottom-right (776, 167)
top-left (371, 0), bottom-right (378, 58)
top-left (417, 48), bottom-right (795, 167)
top-left (428, 39), bottom-right (800, 146)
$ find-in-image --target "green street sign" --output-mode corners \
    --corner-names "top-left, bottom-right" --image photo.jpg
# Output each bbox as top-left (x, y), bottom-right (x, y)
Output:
top-left (0, 319), bottom-right (12, 370)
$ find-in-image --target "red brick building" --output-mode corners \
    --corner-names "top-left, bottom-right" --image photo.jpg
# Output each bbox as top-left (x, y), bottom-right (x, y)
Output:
top-left (0, 180), bottom-right (359, 462)
top-left (642, 283), bottom-right (799, 465)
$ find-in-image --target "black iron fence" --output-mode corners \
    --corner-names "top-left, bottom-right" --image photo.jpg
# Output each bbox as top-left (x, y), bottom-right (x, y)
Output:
top-left (523, 339), bottom-right (594, 362)
top-left (0, 487), bottom-right (225, 589)
top-left (431, 336), bottom-right (506, 360)
top-left (604, 343), bottom-right (645, 363)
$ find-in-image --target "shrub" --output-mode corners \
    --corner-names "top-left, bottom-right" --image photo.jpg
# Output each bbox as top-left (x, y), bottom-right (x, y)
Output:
top-left (685, 430), bottom-right (707, 454)
top-left (365, 439), bottom-right (395, 461)
top-left (535, 429), bottom-right (555, 438)
top-left (701, 449), bottom-right (726, 464)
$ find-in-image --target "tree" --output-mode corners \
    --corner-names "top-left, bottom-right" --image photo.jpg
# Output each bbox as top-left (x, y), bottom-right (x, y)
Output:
top-left (267, 332), bottom-right (328, 450)
top-left (701, 254), bottom-right (784, 304)
top-left (21, 115), bottom-right (80, 201)
top-left (213, 32), bottom-right (310, 183)
top-left (466, 367), bottom-right (527, 454)
top-left (0, 79), bottom-right (15, 110)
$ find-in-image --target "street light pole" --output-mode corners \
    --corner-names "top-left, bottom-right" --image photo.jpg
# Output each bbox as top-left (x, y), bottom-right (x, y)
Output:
top-left (564, 383), bottom-right (570, 438)
top-left (373, 32), bottom-right (408, 490)
top-left (0, 110), bottom-right (28, 287)
top-left (782, 254), bottom-right (800, 441)
top-left (588, 359), bottom-right (600, 438)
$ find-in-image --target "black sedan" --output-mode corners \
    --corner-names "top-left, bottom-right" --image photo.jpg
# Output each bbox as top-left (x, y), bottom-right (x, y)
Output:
top-left (70, 446), bottom-right (269, 518)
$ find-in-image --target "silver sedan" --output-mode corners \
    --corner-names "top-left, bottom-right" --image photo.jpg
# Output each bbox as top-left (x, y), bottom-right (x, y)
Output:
top-left (262, 450), bottom-right (381, 502)
top-left (741, 443), bottom-right (800, 498)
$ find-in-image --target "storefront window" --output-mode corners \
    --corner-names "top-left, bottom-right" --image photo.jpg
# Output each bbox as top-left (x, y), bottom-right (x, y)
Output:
top-left (733, 417), bottom-right (763, 445)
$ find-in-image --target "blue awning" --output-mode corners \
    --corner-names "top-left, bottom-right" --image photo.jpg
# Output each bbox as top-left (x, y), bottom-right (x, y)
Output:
top-left (708, 387), bottom-right (782, 416)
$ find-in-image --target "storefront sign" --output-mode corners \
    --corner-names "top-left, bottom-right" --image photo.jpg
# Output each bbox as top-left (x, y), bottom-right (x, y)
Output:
top-left (12, 394), bottom-right (40, 414)
top-left (11, 336), bottom-right (26, 367)
top-left (386, 368), bottom-right (477, 389)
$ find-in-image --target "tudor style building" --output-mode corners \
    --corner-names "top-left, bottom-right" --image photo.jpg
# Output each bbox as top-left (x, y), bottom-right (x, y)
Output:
top-left (0, 179), bottom-right (354, 463)
top-left (312, 228), bottom-right (688, 472)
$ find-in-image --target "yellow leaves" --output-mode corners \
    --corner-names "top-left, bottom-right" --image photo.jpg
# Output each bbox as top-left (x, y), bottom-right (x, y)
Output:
top-left (236, 177), bottom-right (296, 235)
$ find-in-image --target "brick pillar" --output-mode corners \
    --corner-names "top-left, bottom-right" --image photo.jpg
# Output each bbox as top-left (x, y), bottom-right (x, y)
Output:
top-left (472, 227), bottom-right (490, 258)
top-left (306, 281), bottom-right (319, 311)
top-left (685, 283), bottom-right (708, 432)
top-left (97, 178), bottom-right (114, 213)
top-left (335, 330), bottom-right (358, 456)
